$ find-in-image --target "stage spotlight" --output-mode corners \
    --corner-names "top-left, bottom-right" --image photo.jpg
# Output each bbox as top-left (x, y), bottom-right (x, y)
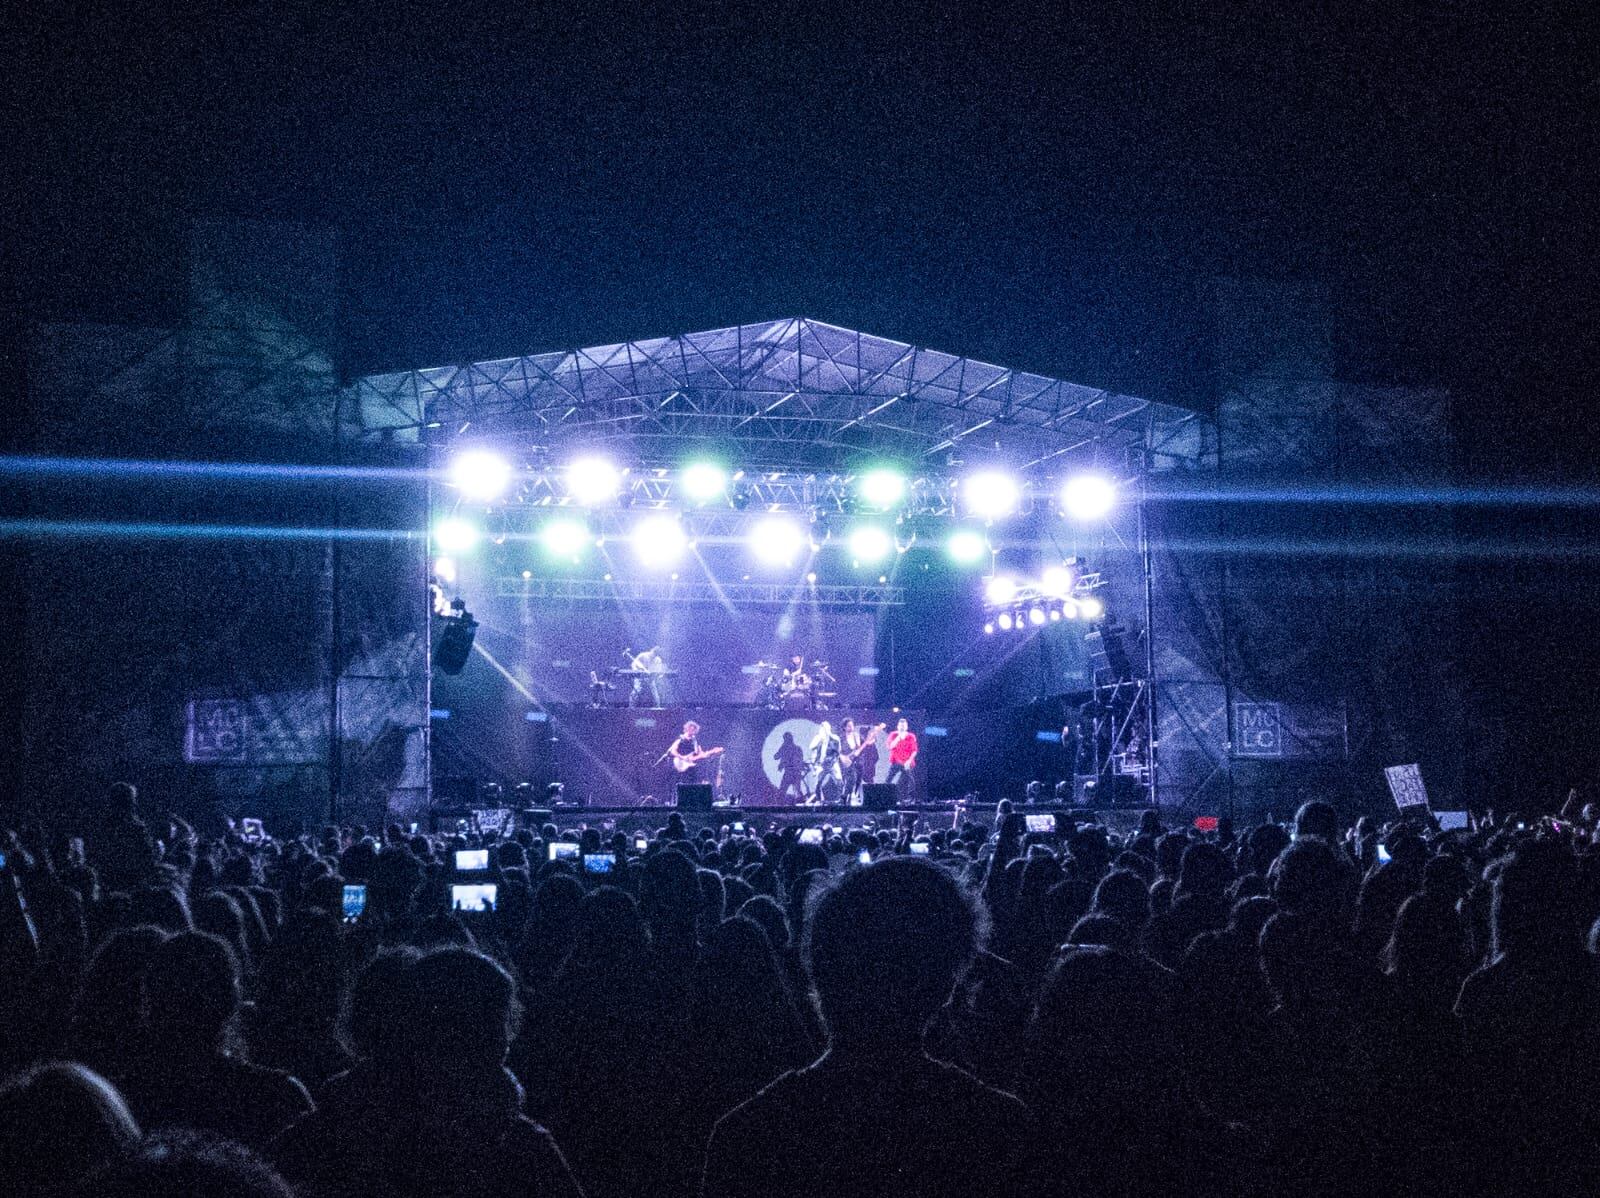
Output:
top-left (1077, 595), bottom-right (1104, 619)
top-left (984, 575), bottom-right (1018, 605)
top-left (848, 525), bottom-right (893, 564)
top-left (806, 571), bottom-right (817, 583)
top-left (631, 514), bottom-right (687, 567)
top-left (1061, 474), bottom-right (1116, 521)
top-left (433, 516), bottom-right (480, 553)
top-left (1041, 565), bottom-right (1074, 597)
top-left (449, 450), bottom-right (513, 502)
top-left (1028, 606), bottom-right (1047, 627)
top-left (858, 468), bottom-right (907, 510)
top-left (751, 515), bottom-right (805, 566)
top-left (1049, 609), bottom-right (1062, 622)
top-left (681, 462), bottom-right (727, 502)
top-left (962, 470), bottom-right (1021, 520)
top-left (540, 517), bottom-right (590, 559)
top-left (947, 529), bottom-right (988, 565)
top-left (433, 556), bottom-right (457, 585)
top-left (997, 612), bottom-right (1014, 631)
top-left (984, 622), bottom-right (996, 635)
top-left (566, 456), bottom-right (621, 505)
top-left (1061, 599), bottom-right (1079, 620)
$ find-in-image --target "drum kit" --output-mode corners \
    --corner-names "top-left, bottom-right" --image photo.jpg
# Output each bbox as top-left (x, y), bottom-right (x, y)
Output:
top-left (751, 659), bottom-right (838, 710)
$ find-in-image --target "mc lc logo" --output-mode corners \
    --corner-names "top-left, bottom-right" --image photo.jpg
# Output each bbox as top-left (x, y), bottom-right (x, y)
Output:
top-left (1233, 702), bottom-right (1282, 758)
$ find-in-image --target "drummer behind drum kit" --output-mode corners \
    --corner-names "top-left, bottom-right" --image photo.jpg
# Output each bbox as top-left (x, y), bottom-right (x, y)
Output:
top-left (752, 659), bottom-right (838, 710)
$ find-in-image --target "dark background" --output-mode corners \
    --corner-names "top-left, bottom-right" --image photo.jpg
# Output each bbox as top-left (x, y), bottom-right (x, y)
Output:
top-left (5, 3), bottom-right (1598, 804)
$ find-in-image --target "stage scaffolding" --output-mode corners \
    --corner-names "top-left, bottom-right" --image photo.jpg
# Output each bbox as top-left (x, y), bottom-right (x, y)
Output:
top-left (351, 316), bottom-right (1213, 809)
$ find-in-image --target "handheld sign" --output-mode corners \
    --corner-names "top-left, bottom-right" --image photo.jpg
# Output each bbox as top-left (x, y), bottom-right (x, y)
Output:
top-left (1384, 763), bottom-right (1429, 811)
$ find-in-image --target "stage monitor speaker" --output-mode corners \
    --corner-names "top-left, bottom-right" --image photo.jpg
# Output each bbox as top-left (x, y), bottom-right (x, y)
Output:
top-left (675, 783), bottom-right (714, 811)
top-left (862, 783), bottom-right (898, 811)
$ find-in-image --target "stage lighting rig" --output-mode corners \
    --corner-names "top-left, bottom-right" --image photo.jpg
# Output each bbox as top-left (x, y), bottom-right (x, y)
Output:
top-left (857, 468), bottom-right (907, 510)
top-left (1061, 474), bottom-right (1117, 522)
top-left (632, 514), bottom-right (688, 567)
top-left (449, 450), bottom-right (514, 502)
top-left (947, 528), bottom-right (989, 566)
top-left (847, 525), bottom-right (893, 564)
top-left (961, 470), bottom-right (1021, 520)
top-left (681, 462), bottom-right (727, 503)
top-left (540, 517), bottom-right (591, 560)
top-left (433, 516), bottom-right (481, 554)
top-left (566, 456), bottom-right (621, 505)
top-left (751, 515), bottom-right (805, 566)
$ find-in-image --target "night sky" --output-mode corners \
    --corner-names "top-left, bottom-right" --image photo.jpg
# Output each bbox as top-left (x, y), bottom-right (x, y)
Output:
top-left (8, 3), bottom-right (1599, 787)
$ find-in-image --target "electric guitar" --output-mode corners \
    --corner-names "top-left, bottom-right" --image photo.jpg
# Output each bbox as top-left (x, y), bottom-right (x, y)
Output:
top-left (840, 723), bottom-right (887, 766)
top-left (671, 746), bottom-right (725, 773)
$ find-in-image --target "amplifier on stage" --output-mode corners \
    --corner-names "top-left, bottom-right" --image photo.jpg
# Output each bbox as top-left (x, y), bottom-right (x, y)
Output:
top-left (676, 783), bottom-right (715, 811)
top-left (861, 783), bottom-right (898, 812)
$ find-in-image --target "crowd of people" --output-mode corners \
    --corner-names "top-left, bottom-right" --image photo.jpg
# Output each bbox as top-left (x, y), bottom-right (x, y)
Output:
top-left (4, 780), bottom-right (1600, 1196)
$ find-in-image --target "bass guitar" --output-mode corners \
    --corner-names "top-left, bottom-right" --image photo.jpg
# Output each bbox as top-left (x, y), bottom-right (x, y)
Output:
top-left (840, 723), bottom-right (887, 766)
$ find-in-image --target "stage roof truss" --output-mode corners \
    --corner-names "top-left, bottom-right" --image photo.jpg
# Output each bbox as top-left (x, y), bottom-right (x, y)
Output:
top-left (353, 318), bottom-right (1204, 474)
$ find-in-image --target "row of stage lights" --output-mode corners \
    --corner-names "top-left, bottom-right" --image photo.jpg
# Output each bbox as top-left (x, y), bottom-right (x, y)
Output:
top-left (434, 451), bottom-right (1119, 573)
top-left (445, 450), bottom-right (1119, 521)
top-left (433, 510), bottom-right (989, 572)
top-left (980, 566), bottom-right (1105, 635)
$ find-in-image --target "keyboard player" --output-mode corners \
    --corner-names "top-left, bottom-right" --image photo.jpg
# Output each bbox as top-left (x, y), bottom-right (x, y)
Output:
top-left (627, 646), bottom-right (668, 708)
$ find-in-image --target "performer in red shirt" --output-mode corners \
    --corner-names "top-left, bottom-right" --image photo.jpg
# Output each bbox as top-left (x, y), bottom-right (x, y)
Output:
top-left (885, 717), bottom-right (918, 797)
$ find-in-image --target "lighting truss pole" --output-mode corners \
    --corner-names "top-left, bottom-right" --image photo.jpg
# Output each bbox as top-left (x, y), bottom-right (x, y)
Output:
top-left (1139, 455), bottom-right (1159, 811)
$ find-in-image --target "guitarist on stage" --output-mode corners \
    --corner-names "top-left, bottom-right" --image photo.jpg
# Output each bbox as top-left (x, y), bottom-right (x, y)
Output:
top-left (840, 718), bottom-right (886, 804)
top-left (668, 720), bottom-right (723, 785)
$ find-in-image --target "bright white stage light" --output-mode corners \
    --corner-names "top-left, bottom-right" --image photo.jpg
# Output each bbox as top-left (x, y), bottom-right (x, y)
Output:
top-left (449, 450), bottom-right (513, 502)
top-left (1049, 609), bottom-right (1062, 622)
top-left (1041, 565), bottom-right (1074, 597)
top-left (858, 468), bottom-right (907, 510)
top-left (566, 456), bottom-right (621, 505)
top-left (631, 515), bottom-right (687, 567)
top-left (962, 470), bottom-right (1021, 519)
top-left (1061, 474), bottom-right (1117, 522)
top-left (751, 516), bottom-right (806, 566)
top-left (433, 556), bottom-right (457, 584)
top-left (540, 517), bottom-right (590, 559)
top-left (1060, 599), bottom-right (1079, 620)
top-left (984, 622), bottom-right (996, 635)
top-left (947, 529), bottom-right (989, 566)
top-left (681, 462), bottom-right (727, 502)
top-left (433, 517), bottom-right (481, 553)
top-left (1028, 606), bottom-right (1047, 627)
top-left (848, 525), bottom-right (893, 564)
top-left (1077, 595), bottom-right (1104, 620)
top-left (997, 612), bottom-right (1014, 631)
top-left (984, 575), bottom-right (1018, 605)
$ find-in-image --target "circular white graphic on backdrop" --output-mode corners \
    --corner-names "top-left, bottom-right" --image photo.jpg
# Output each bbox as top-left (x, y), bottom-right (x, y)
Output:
top-left (761, 718), bottom-right (823, 788)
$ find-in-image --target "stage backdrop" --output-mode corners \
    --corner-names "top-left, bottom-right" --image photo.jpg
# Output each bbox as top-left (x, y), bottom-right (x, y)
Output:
top-left (544, 707), bottom-right (922, 806)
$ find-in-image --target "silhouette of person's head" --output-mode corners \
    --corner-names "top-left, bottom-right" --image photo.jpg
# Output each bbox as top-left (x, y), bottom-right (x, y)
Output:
top-left (79, 1129), bottom-right (294, 1198)
top-left (392, 948), bottom-right (520, 1072)
top-left (0, 1062), bottom-right (141, 1197)
top-left (344, 946), bottom-right (421, 1062)
top-left (806, 858), bottom-right (984, 1051)
top-left (144, 931), bottom-right (241, 1053)
top-left (570, 885), bottom-right (649, 968)
top-left (1493, 844), bottom-right (1579, 959)
top-left (1272, 838), bottom-right (1345, 916)
top-left (1292, 800), bottom-right (1338, 843)
top-left (1091, 868), bottom-right (1150, 929)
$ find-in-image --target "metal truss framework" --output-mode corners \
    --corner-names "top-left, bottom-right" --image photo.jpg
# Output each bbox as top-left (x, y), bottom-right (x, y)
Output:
top-left (488, 575), bottom-right (904, 608)
top-left (353, 317), bottom-right (1206, 475)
